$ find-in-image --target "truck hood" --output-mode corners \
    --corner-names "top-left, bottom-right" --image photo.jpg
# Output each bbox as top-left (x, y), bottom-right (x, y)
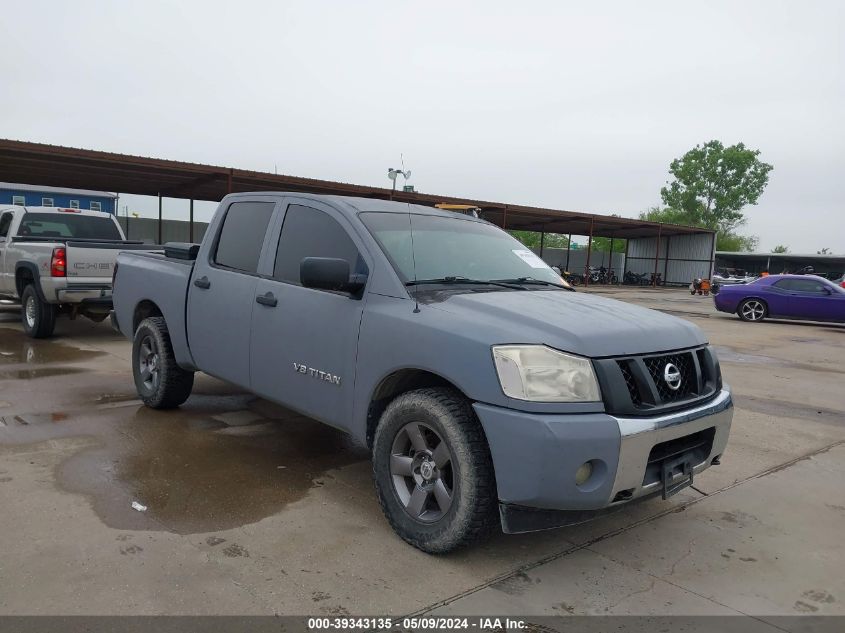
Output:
top-left (428, 290), bottom-right (707, 358)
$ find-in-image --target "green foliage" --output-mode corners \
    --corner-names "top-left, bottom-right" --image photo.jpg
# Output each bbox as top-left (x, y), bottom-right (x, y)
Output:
top-left (639, 206), bottom-right (758, 252)
top-left (509, 231), bottom-right (570, 250)
top-left (771, 244), bottom-right (789, 253)
top-left (590, 236), bottom-right (626, 253)
top-left (639, 205), bottom-right (697, 226)
top-left (717, 232), bottom-right (759, 252)
top-left (660, 140), bottom-right (773, 234)
top-left (817, 247), bottom-right (831, 254)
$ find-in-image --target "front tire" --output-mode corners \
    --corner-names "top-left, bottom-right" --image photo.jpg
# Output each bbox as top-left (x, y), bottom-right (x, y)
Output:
top-left (738, 298), bottom-right (767, 322)
top-left (132, 316), bottom-right (194, 409)
top-left (21, 285), bottom-right (56, 338)
top-left (372, 387), bottom-right (498, 554)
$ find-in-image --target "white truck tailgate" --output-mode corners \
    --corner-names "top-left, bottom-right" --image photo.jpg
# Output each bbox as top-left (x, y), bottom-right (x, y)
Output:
top-left (65, 245), bottom-right (119, 284)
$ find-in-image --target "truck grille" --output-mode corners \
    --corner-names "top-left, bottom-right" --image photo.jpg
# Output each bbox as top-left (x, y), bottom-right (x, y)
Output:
top-left (643, 352), bottom-right (695, 402)
top-left (596, 346), bottom-right (721, 416)
top-left (618, 361), bottom-right (642, 406)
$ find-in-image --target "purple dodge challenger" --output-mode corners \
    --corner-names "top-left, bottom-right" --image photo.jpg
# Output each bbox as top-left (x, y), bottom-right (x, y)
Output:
top-left (714, 274), bottom-right (845, 323)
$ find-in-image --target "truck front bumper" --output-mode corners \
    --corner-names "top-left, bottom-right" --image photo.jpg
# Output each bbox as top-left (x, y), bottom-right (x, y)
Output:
top-left (473, 388), bottom-right (733, 533)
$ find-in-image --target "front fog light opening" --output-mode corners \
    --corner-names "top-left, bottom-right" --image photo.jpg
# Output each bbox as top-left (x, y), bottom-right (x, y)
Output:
top-left (575, 461), bottom-right (594, 486)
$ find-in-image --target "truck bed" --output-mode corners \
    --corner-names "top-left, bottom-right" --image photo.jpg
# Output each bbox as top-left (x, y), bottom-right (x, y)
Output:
top-left (112, 249), bottom-right (197, 368)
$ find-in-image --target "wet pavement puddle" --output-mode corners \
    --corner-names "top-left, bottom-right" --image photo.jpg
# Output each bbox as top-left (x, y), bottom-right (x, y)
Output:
top-left (1, 391), bottom-right (369, 534)
top-left (0, 324), bottom-right (370, 534)
top-left (0, 328), bottom-right (106, 365)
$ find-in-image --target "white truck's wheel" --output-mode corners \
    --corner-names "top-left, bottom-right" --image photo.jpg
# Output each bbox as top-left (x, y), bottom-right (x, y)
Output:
top-left (372, 387), bottom-right (498, 554)
top-left (132, 317), bottom-right (194, 409)
top-left (21, 285), bottom-right (56, 338)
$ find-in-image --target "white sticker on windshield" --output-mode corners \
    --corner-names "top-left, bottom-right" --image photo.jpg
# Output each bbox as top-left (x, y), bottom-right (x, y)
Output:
top-left (512, 249), bottom-right (550, 269)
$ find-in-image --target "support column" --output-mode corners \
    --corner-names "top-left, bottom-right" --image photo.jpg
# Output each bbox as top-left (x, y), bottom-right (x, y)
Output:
top-left (609, 237), bottom-right (615, 282)
top-left (622, 238), bottom-right (630, 282)
top-left (539, 231), bottom-right (545, 259)
top-left (664, 235), bottom-right (671, 284)
top-left (585, 218), bottom-right (594, 286)
top-left (189, 199), bottom-right (194, 243)
top-left (157, 193), bottom-right (162, 245)
top-left (709, 232), bottom-right (717, 279)
top-left (228, 169), bottom-right (234, 194)
top-left (653, 225), bottom-right (662, 286)
top-left (565, 233), bottom-right (572, 272)
top-left (502, 206), bottom-right (508, 230)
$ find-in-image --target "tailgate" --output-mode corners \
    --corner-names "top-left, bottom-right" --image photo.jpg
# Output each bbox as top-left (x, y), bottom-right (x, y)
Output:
top-left (65, 242), bottom-right (157, 285)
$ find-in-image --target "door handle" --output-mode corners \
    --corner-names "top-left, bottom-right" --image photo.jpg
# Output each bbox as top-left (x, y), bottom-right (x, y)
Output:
top-left (193, 276), bottom-right (211, 289)
top-left (256, 292), bottom-right (277, 307)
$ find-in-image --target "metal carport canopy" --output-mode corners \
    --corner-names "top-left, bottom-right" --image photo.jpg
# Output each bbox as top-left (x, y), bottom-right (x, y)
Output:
top-left (0, 139), bottom-right (711, 240)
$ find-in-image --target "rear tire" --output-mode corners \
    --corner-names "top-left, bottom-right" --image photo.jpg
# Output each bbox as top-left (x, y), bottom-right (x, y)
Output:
top-left (738, 298), bottom-right (767, 322)
top-left (21, 285), bottom-right (56, 338)
top-left (372, 387), bottom-right (498, 554)
top-left (132, 316), bottom-right (194, 409)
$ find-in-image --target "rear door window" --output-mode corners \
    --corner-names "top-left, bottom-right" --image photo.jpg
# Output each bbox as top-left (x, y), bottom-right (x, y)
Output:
top-left (213, 202), bottom-right (276, 273)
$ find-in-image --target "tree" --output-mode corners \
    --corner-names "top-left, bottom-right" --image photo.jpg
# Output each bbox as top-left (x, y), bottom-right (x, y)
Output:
top-left (771, 245), bottom-right (789, 253)
top-left (660, 140), bottom-right (773, 234)
top-left (590, 236), bottom-right (626, 253)
top-left (638, 206), bottom-right (759, 252)
top-left (717, 233), bottom-right (759, 252)
top-left (509, 231), bottom-right (570, 250)
top-left (817, 247), bottom-right (832, 255)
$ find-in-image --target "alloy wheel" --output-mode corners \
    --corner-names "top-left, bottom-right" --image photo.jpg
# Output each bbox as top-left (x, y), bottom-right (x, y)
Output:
top-left (24, 296), bottom-right (36, 328)
top-left (742, 300), bottom-right (765, 321)
top-left (138, 335), bottom-right (161, 391)
top-left (389, 422), bottom-right (455, 523)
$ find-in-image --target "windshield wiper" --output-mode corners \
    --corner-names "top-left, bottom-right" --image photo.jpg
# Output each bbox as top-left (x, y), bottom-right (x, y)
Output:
top-left (492, 277), bottom-right (575, 291)
top-left (405, 276), bottom-right (524, 290)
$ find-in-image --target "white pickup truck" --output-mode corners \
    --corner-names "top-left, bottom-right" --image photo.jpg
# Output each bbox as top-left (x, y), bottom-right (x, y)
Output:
top-left (0, 205), bottom-right (155, 337)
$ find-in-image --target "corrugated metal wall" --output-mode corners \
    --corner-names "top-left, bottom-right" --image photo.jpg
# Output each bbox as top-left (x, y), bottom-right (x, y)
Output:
top-left (625, 233), bottom-right (715, 285)
top-left (532, 247), bottom-right (625, 275)
top-left (116, 217), bottom-right (209, 244)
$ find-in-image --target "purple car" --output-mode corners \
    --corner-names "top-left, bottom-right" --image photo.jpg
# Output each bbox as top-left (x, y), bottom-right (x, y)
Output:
top-left (714, 274), bottom-right (845, 323)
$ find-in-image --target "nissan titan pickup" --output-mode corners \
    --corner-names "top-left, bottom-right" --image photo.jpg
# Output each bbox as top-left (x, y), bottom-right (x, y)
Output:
top-left (112, 193), bottom-right (733, 553)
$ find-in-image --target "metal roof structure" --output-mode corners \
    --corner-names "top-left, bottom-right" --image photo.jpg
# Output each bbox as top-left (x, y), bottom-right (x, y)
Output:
top-left (0, 139), bottom-right (712, 240)
top-left (0, 181), bottom-right (117, 199)
top-left (715, 251), bottom-right (845, 274)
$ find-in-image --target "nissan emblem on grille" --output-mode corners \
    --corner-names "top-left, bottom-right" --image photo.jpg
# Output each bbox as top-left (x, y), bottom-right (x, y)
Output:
top-left (663, 363), bottom-right (682, 390)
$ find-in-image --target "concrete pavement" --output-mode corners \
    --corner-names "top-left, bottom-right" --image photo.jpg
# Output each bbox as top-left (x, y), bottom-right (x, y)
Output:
top-left (0, 288), bottom-right (842, 617)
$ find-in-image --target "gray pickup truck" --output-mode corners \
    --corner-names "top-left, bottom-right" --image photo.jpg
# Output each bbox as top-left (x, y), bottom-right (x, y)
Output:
top-left (0, 205), bottom-right (154, 337)
top-left (112, 193), bottom-right (732, 553)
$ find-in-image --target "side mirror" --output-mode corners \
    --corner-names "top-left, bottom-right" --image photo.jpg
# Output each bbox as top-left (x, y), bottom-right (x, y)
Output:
top-left (300, 257), bottom-right (366, 294)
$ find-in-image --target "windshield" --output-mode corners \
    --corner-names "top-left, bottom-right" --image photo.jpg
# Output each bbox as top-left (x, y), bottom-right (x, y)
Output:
top-left (360, 212), bottom-right (562, 285)
top-left (17, 213), bottom-right (122, 241)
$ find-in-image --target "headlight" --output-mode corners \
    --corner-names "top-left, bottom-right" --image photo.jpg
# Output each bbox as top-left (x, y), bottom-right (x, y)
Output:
top-left (492, 345), bottom-right (601, 402)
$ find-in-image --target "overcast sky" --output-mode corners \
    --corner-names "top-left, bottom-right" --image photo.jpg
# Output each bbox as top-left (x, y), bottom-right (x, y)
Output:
top-left (2, 0), bottom-right (843, 252)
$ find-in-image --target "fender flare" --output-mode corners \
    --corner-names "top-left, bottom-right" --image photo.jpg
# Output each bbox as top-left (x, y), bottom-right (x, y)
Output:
top-left (15, 262), bottom-right (48, 302)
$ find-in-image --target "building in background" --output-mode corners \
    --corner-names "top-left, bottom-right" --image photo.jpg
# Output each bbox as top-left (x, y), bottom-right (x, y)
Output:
top-left (715, 251), bottom-right (844, 278)
top-left (0, 182), bottom-right (117, 213)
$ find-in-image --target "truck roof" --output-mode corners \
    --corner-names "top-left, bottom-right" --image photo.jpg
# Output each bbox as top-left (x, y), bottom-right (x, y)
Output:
top-left (0, 205), bottom-right (115, 219)
top-left (223, 192), bottom-right (491, 223)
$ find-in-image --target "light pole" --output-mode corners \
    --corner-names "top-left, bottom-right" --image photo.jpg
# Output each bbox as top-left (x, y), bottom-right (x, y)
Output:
top-left (387, 168), bottom-right (411, 200)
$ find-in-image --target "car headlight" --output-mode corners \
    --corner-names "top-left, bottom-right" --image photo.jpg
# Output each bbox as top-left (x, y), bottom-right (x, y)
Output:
top-left (492, 345), bottom-right (601, 402)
